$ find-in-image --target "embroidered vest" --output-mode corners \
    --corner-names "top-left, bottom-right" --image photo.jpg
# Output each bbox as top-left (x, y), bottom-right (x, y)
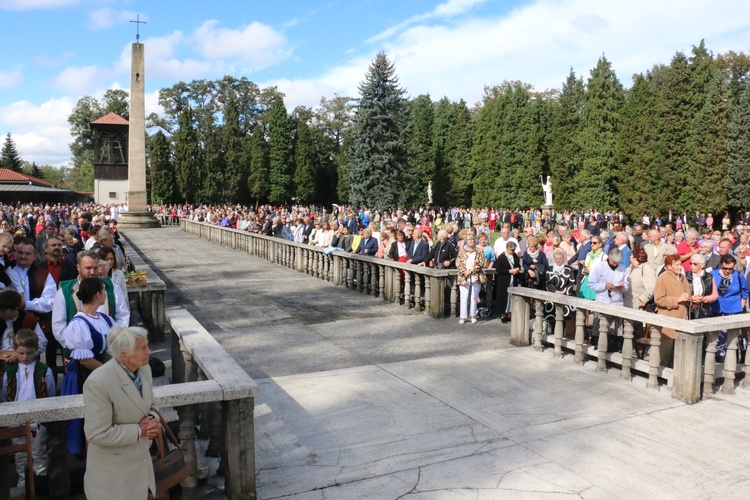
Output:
top-left (6, 362), bottom-right (49, 401)
top-left (59, 278), bottom-right (116, 324)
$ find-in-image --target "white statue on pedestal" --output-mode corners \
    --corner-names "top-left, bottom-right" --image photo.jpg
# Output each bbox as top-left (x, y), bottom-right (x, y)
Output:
top-left (427, 181), bottom-right (433, 205)
top-left (540, 175), bottom-right (553, 206)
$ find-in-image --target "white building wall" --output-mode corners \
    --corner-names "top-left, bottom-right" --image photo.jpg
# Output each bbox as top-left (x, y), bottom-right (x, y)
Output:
top-left (95, 179), bottom-right (129, 205)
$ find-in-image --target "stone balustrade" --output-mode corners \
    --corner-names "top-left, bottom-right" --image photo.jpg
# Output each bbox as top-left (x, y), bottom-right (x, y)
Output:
top-left (181, 219), bottom-right (497, 318)
top-left (120, 234), bottom-right (167, 342)
top-left (508, 287), bottom-right (750, 404)
top-left (0, 308), bottom-right (258, 499)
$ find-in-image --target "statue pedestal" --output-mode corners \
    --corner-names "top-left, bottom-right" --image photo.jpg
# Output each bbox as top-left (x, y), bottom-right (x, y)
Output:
top-left (541, 204), bottom-right (554, 211)
top-left (117, 211), bottom-right (160, 228)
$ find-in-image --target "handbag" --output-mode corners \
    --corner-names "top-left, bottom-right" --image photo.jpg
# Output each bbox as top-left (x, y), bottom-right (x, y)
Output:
top-left (151, 409), bottom-right (191, 496)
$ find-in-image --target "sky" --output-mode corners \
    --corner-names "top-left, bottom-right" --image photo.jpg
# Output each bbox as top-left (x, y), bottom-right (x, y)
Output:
top-left (0, 0), bottom-right (749, 167)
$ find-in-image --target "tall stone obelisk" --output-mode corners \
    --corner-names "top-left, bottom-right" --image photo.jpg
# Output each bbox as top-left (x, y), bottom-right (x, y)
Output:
top-left (118, 42), bottom-right (159, 228)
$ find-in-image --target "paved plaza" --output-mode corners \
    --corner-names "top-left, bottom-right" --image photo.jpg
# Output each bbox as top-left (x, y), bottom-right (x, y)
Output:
top-left (127, 227), bottom-right (750, 499)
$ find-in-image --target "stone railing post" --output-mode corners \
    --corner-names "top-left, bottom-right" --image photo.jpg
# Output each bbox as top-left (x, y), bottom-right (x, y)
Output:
top-left (178, 348), bottom-right (200, 493)
top-left (533, 299), bottom-right (544, 350)
top-left (553, 304), bottom-right (564, 358)
top-left (596, 314), bottom-right (609, 372)
top-left (648, 326), bottom-right (662, 389)
top-left (721, 328), bottom-right (740, 394)
top-left (703, 331), bottom-right (719, 398)
top-left (672, 330), bottom-right (703, 404)
top-left (509, 295), bottom-right (530, 346)
top-left (574, 308), bottom-right (585, 365)
top-left (621, 320), bottom-right (634, 380)
top-left (223, 396), bottom-right (256, 499)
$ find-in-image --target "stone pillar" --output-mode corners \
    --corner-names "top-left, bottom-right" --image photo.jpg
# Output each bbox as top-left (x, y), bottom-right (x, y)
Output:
top-left (672, 331), bottom-right (703, 404)
top-left (119, 43), bottom-right (159, 228)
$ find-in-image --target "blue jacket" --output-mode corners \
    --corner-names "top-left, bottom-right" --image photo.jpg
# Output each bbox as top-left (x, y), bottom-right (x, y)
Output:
top-left (711, 269), bottom-right (749, 315)
top-left (357, 237), bottom-right (378, 256)
top-left (407, 239), bottom-right (429, 265)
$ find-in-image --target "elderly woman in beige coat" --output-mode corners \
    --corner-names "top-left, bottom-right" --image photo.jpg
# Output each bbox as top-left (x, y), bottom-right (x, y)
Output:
top-left (653, 254), bottom-right (690, 368)
top-left (83, 326), bottom-right (160, 499)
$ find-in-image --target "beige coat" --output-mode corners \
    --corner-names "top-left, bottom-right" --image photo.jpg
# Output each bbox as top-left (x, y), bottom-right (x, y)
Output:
top-left (624, 264), bottom-right (656, 309)
top-left (653, 271), bottom-right (690, 339)
top-left (83, 359), bottom-right (156, 499)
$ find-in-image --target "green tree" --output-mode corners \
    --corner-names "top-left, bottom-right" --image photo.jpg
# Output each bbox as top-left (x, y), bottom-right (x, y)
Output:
top-left (548, 69), bottom-right (584, 209)
top-left (267, 95), bottom-right (294, 205)
top-left (246, 125), bottom-right (269, 207)
top-left (573, 55), bottom-right (624, 209)
top-left (173, 108), bottom-right (202, 203)
top-left (615, 70), bottom-right (661, 221)
top-left (220, 96), bottom-right (247, 203)
top-left (407, 94), bottom-right (434, 204)
top-left (0, 133), bottom-right (23, 172)
top-left (148, 131), bottom-right (176, 204)
top-left (725, 83), bottom-right (750, 209)
top-left (293, 107), bottom-right (317, 203)
top-left (347, 52), bottom-right (412, 210)
top-left (39, 165), bottom-right (68, 187)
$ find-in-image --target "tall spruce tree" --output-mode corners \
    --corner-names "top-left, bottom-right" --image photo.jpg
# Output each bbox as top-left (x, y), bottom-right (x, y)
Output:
top-left (221, 96), bottom-right (246, 203)
top-left (267, 95), bottom-right (294, 205)
top-left (407, 94), bottom-right (435, 204)
top-left (246, 125), bottom-right (270, 207)
top-left (293, 107), bottom-right (317, 203)
top-left (471, 85), bottom-right (506, 207)
top-left (725, 83), bottom-right (750, 209)
top-left (173, 108), bottom-right (202, 203)
top-left (347, 52), bottom-right (412, 210)
top-left (0, 133), bottom-right (23, 172)
top-left (573, 56), bottom-right (624, 209)
top-left (615, 70), bottom-right (661, 221)
top-left (548, 69), bottom-right (584, 209)
top-left (148, 131), bottom-right (176, 204)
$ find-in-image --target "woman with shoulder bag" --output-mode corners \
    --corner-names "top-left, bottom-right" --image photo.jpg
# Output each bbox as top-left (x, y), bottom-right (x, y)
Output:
top-left (686, 253), bottom-right (717, 319)
top-left (456, 233), bottom-right (486, 325)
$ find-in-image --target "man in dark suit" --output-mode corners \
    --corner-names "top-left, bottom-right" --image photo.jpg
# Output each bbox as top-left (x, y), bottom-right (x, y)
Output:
top-left (356, 228), bottom-right (378, 256)
top-left (424, 229), bottom-right (458, 269)
top-left (406, 229), bottom-right (429, 265)
top-left (346, 212), bottom-right (358, 235)
top-left (302, 215), bottom-right (315, 243)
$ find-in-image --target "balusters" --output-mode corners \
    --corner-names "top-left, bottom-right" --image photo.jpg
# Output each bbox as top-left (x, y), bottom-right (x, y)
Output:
top-left (424, 277), bottom-right (431, 315)
top-left (413, 275), bottom-right (422, 310)
top-left (379, 265), bottom-right (386, 299)
top-left (405, 271), bottom-right (412, 307)
top-left (648, 325), bottom-right (661, 389)
top-left (449, 278), bottom-right (457, 317)
top-left (597, 314), bottom-right (609, 372)
top-left (574, 309), bottom-right (585, 365)
top-left (553, 304), bottom-right (564, 358)
top-left (703, 331), bottom-right (719, 398)
top-left (621, 320), bottom-right (634, 380)
top-left (722, 328), bottom-right (740, 394)
top-left (178, 347), bottom-right (199, 490)
top-left (533, 299), bottom-right (544, 351)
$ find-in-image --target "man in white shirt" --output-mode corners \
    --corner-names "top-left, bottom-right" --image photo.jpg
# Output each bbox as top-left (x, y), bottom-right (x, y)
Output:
top-left (9, 241), bottom-right (57, 316)
top-left (52, 250), bottom-right (129, 346)
top-left (493, 224), bottom-right (520, 258)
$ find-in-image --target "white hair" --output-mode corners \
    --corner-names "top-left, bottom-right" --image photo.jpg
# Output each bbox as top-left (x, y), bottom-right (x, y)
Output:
top-left (108, 326), bottom-right (148, 361)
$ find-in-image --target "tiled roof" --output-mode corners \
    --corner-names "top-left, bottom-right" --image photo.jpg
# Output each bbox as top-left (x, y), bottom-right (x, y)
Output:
top-left (90, 112), bottom-right (129, 126)
top-left (0, 169), bottom-right (53, 187)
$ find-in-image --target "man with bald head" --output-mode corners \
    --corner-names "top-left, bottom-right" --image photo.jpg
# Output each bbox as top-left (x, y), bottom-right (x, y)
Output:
top-left (644, 229), bottom-right (667, 271)
top-left (676, 229), bottom-right (701, 273)
top-left (424, 229), bottom-right (457, 269)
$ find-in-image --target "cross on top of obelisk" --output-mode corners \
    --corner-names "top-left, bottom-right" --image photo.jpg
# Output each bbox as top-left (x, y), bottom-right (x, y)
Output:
top-left (130, 15), bottom-right (146, 42)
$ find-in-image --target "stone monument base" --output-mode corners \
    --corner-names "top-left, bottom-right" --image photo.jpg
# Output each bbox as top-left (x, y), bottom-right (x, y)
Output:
top-left (541, 204), bottom-right (554, 211)
top-left (116, 211), bottom-right (160, 228)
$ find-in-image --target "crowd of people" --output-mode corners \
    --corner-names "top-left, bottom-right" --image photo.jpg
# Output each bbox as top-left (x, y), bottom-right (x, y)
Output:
top-left (0, 201), bottom-right (165, 497)
top-left (158, 203), bottom-right (750, 353)
top-left (0, 198), bottom-right (747, 495)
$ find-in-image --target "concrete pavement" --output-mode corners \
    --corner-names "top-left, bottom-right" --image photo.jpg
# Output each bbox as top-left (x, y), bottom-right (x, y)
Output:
top-left (125, 227), bottom-right (750, 499)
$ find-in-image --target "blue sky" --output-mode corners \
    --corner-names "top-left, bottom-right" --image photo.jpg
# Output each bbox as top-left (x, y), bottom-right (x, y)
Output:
top-left (1, 0), bottom-right (749, 167)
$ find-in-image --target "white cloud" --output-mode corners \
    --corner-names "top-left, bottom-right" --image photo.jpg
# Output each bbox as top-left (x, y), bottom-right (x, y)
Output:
top-left (88, 7), bottom-right (140, 31)
top-left (52, 65), bottom-right (112, 95)
top-left (193, 20), bottom-right (289, 69)
top-left (367, 0), bottom-right (488, 43)
top-left (0, 70), bottom-right (22, 90)
top-left (0, 0), bottom-right (79, 10)
top-left (0, 97), bottom-right (75, 166)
